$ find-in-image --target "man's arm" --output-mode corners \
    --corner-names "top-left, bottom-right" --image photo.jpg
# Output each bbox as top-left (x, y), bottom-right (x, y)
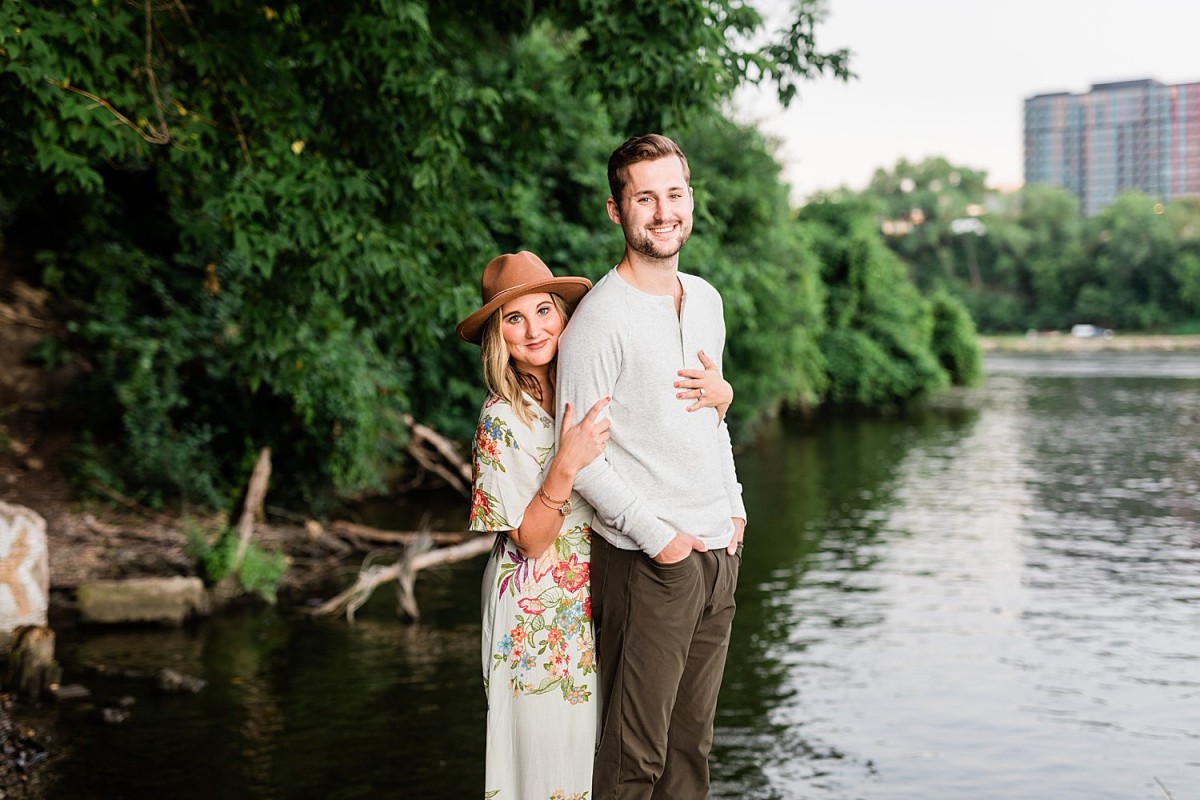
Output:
top-left (556, 308), bottom-right (677, 557)
top-left (715, 418), bottom-right (746, 522)
top-left (707, 292), bottom-right (747, 553)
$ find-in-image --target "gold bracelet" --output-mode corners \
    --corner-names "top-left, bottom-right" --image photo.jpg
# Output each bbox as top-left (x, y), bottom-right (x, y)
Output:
top-left (538, 487), bottom-right (572, 516)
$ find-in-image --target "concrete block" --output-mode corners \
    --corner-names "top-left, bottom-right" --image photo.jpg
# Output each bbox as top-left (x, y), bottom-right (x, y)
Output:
top-left (77, 577), bottom-right (210, 625)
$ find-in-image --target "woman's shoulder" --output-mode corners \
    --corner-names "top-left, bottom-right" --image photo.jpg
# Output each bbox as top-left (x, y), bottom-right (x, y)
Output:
top-left (476, 394), bottom-right (552, 437)
top-left (480, 393), bottom-right (509, 414)
top-left (477, 394), bottom-right (519, 426)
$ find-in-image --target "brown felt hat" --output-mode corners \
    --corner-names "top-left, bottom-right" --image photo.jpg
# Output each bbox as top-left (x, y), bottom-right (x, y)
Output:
top-left (456, 251), bottom-right (592, 344)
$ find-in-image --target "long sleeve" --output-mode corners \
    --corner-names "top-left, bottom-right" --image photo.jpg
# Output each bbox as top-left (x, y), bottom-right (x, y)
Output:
top-left (715, 420), bottom-right (746, 520)
top-left (705, 314), bottom-right (747, 523)
top-left (556, 269), bottom-right (741, 555)
top-left (556, 302), bottom-right (677, 557)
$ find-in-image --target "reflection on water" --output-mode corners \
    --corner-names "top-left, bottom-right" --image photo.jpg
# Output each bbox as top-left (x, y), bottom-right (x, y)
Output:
top-left (713, 352), bottom-right (1200, 799)
top-left (42, 352), bottom-right (1200, 799)
top-left (48, 587), bottom-right (487, 798)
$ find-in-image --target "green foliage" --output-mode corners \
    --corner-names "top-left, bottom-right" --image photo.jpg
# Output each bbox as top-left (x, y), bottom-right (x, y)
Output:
top-left (865, 157), bottom-right (990, 290)
top-left (929, 290), bottom-right (982, 386)
top-left (5, 1), bottom-right (958, 507)
top-left (25, 335), bottom-right (73, 370)
top-left (1080, 193), bottom-right (1183, 329)
top-left (859, 156), bottom-right (1200, 334)
top-left (678, 116), bottom-right (827, 431)
top-left (546, 0), bottom-right (851, 130)
top-left (187, 525), bottom-right (287, 605)
top-left (798, 201), bottom-right (949, 407)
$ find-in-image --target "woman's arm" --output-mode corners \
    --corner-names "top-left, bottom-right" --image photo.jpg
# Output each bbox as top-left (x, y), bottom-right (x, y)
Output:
top-left (507, 397), bottom-right (611, 559)
top-left (675, 349), bottom-right (734, 423)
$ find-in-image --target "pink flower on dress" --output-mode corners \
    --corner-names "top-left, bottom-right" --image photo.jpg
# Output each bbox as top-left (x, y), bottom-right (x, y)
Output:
top-left (518, 597), bottom-right (547, 615)
top-left (552, 554), bottom-right (588, 593)
top-left (470, 488), bottom-right (490, 518)
top-left (477, 431), bottom-right (501, 462)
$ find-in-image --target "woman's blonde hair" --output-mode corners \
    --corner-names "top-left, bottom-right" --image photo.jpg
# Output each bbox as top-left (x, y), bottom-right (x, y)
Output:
top-left (480, 293), bottom-right (572, 426)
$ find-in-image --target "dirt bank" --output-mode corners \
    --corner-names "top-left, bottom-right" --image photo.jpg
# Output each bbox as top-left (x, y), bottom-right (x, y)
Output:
top-left (0, 271), bottom-right (362, 595)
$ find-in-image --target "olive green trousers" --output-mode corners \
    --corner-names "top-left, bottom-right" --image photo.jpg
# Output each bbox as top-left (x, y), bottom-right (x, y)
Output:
top-left (590, 534), bottom-right (740, 800)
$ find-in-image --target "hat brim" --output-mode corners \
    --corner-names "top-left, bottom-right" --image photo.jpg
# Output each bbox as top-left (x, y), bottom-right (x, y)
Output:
top-left (456, 277), bottom-right (592, 344)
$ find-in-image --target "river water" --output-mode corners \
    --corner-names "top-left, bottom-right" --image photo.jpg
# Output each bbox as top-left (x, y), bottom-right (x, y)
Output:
top-left (39, 352), bottom-right (1200, 799)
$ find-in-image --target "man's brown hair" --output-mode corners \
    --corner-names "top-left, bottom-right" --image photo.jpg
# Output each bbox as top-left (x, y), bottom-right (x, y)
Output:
top-left (607, 134), bottom-right (691, 210)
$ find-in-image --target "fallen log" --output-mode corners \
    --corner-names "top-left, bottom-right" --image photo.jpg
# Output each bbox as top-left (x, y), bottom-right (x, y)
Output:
top-left (231, 447), bottom-right (272, 574)
top-left (403, 415), bottom-right (472, 497)
top-left (214, 447), bottom-right (272, 601)
top-left (329, 520), bottom-right (465, 547)
top-left (83, 514), bottom-right (188, 545)
top-left (87, 481), bottom-right (176, 527)
top-left (310, 532), bottom-right (494, 622)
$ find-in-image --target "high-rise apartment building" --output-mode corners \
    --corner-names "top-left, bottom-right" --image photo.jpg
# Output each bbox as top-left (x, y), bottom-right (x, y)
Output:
top-left (1024, 78), bottom-right (1200, 215)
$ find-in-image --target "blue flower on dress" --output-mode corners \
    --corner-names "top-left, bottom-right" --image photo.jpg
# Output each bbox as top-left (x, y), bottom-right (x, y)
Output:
top-left (558, 600), bottom-right (584, 627)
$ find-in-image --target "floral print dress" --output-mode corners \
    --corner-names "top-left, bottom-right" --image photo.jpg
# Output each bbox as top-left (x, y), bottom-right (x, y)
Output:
top-left (471, 393), bottom-right (597, 800)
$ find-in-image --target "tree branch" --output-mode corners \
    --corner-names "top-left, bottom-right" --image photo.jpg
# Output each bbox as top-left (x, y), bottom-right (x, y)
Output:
top-left (144, 0), bottom-right (170, 137)
top-left (309, 532), bottom-right (494, 622)
top-left (403, 415), bottom-right (472, 497)
top-left (49, 80), bottom-right (171, 145)
top-left (231, 447), bottom-right (272, 575)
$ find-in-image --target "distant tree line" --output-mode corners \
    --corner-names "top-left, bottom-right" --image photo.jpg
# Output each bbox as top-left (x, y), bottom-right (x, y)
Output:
top-left (848, 157), bottom-right (1200, 334)
top-left (0, 1), bottom-right (978, 512)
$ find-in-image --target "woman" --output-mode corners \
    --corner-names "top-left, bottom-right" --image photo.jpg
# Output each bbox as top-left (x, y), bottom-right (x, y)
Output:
top-left (456, 251), bottom-right (732, 799)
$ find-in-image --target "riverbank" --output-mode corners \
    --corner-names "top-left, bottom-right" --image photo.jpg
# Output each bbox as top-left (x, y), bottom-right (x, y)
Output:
top-left (979, 332), bottom-right (1200, 352)
top-left (9, 331), bottom-right (1199, 592)
top-left (20, 349), bottom-right (1197, 799)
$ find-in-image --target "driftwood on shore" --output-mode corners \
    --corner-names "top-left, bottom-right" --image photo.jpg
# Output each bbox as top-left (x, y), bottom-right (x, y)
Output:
top-left (306, 415), bottom-right (483, 621)
top-left (310, 532), bottom-right (494, 622)
top-left (213, 446), bottom-right (273, 601)
top-left (403, 414), bottom-right (472, 496)
top-left (328, 520), bottom-right (466, 547)
top-left (231, 447), bottom-right (272, 575)
top-left (87, 480), bottom-right (177, 527)
top-left (68, 417), bottom-right (483, 619)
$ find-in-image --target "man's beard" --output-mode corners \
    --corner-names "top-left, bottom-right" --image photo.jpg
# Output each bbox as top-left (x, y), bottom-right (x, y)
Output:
top-left (623, 219), bottom-right (692, 261)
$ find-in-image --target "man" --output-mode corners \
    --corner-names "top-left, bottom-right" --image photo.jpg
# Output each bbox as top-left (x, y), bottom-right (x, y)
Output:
top-left (556, 133), bottom-right (747, 799)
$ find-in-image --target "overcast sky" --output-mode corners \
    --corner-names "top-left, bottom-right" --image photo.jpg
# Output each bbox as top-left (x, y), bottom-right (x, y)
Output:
top-left (734, 0), bottom-right (1200, 203)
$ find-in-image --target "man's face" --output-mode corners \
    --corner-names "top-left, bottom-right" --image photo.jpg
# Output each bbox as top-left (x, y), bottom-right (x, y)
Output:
top-left (608, 156), bottom-right (693, 260)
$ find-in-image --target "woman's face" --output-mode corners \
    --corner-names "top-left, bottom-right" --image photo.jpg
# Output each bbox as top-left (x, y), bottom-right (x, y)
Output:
top-left (500, 292), bottom-right (564, 371)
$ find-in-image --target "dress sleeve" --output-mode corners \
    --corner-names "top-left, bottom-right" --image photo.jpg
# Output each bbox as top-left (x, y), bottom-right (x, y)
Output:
top-left (468, 398), bottom-right (544, 533)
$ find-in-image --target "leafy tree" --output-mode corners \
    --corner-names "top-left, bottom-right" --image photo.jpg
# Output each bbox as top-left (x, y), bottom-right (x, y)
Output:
top-left (0, 1), bottom-right (851, 509)
top-left (865, 157), bottom-right (990, 290)
top-left (962, 183), bottom-right (1087, 331)
top-left (679, 115), bottom-right (827, 428)
top-left (1166, 199), bottom-right (1200, 326)
top-left (798, 200), bottom-right (952, 407)
top-left (1081, 192), bottom-right (1181, 330)
top-left (929, 290), bottom-right (982, 386)
top-left (860, 156), bottom-right (1200, 334)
